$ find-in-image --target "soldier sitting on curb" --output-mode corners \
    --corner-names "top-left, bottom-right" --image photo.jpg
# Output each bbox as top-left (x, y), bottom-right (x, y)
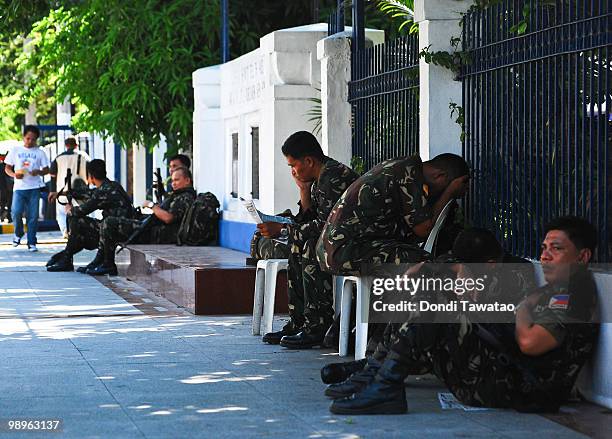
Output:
top-left (321, 228), bottom-right (535, 390)
top-left (88, 167), bottom-right (197, 276)
top-left (328, 216), bottom-right (599, 415)
top-left (46, 159), bottom-right (135, 272)
top-left (257, 131), bottom-right (359, 349)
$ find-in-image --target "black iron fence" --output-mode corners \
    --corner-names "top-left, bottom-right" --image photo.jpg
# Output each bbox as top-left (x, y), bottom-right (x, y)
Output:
top-left (349, 33), bottom-right (420, 171)
top-left (462, 0), bottom-right (611, 262)
top-left (328, 1), bottom-right (345, 36)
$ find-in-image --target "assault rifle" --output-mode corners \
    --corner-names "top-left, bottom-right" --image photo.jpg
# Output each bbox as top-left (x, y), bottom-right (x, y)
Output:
top-left (153, 167), bottom-right (166, 203)
top-left (116, 196), bottom-right (172, 254)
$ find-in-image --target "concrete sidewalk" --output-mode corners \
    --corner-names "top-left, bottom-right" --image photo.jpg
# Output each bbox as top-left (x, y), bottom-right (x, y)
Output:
top-left (0, 233), bottom-right (602, 438)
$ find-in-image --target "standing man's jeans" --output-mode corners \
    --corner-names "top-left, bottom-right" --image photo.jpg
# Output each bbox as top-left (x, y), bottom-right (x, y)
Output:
top-left (12, 188), bottom-right (41, 245)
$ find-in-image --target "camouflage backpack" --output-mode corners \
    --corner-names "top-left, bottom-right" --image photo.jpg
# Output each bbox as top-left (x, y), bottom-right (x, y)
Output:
top-left (177, 192), bottom-right (220, 246)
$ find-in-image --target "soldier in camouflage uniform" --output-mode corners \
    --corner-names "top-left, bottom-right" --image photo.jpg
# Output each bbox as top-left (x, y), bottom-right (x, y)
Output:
top-left (317, 153), bottom-right (470, 276)
top-left (89, 167), bottom-right (197, 276)
top-left (315, 153), bottom-right (470, 354)
top-left (329, 216), bottom-right (599, 415)
top-left (46, 159), bottom-right (135, 272)
top-left (323, 228), bottom-right (535, 394)
top-left (257, 132), bottom-right (358, 348)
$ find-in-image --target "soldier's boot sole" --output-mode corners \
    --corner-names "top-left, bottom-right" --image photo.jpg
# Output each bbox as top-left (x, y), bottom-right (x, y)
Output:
top-left (329, 398), bottom-right (407, 415)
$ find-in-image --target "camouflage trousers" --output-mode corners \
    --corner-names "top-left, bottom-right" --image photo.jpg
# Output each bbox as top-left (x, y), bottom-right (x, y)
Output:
top-left (372, 288), bottom-right (529, 409)
top-left (98, 217), bottom-right (155, 251)
top-left (287, 225), bottom-right (333, 333)
top-left (250, 233), bottom-right (291, 260)
top-left (319, 238), bottom-right (428, 276)
top-left (324, 239), bottom-right (430, 351)
top-left (65, 216), bottom-right (101, 256)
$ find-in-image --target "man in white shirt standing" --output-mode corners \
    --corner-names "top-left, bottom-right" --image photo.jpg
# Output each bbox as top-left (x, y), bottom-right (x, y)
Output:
top-left (4, 125), bottom-right (50, 251)
top-left (48, 137), bottom-right (90, 237)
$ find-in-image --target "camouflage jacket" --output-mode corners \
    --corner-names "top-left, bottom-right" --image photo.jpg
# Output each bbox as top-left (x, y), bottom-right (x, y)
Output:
top-left (293, 157), bottom-right (358, 240)
top-left (71, 178), bottom-right (135, 219)
top-left (318, 155), bottom-right (431, 261)
top-left (149, 187), bottom-right (197, 243)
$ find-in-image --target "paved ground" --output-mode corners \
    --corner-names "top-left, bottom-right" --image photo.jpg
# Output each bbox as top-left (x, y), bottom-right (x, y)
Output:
top-left (0, 232), bottom-right (605, 438)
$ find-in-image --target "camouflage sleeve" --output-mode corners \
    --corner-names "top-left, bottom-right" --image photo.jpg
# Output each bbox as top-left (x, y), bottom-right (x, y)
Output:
top-left (532, 307), bottom-right (569, 344)
top-left (71, 188), bottom-right (104, 217)
top-left (298, 167), bottom-right (353, 240)
top-left (398, 165), bottom-right (431, 228)
top-left (166, 194), bottom-right (191, 223)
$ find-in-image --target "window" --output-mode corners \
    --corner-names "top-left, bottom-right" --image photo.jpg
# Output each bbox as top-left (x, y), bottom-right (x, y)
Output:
top-left (231, 132), bottom-right (238, 198)
top-left (251, 127), bottom-right (260, 199)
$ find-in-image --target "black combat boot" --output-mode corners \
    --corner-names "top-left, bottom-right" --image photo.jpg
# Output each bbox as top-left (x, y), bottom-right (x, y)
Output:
top-left (324, 357), bottom-right (381, 398)
top-left (279, 329), bottom-right (325, 349)
top-left (262, 321), bottom-right (301, 345)
top-left (320, 358), bottom-right (367, 384)
top-left (76, 250), bottom-right (104, 273)
top-left (46, 250), bottom-right (66, 267)
top-left (47, 253), bottom-right (74, 272)
top-left (86, 246), bottom-right (117, 276)
top-left (329, 356), bottom-right (410, 415)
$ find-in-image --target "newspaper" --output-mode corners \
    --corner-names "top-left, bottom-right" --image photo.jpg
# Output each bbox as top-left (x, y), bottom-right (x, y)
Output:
top-left (437, 393), bottom-right (494, 412)
top-left (241, 198), bottom-right (294, 225)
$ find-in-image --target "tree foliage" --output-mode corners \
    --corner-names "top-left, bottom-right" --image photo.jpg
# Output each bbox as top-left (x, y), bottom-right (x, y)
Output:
top-left (1, 0), bottom-right (397, 151)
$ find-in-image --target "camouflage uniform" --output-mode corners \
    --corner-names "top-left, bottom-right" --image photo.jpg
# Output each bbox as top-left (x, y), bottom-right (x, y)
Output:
top-left (385, 270), bottom-right (598, 412)
top-left (99, 187), bottom-right (196, 250)
top-left (64, 179), bottom-right (134, 256)
top-left (371, 258), bottom-right (536, 361)
top-left (250, 234), bottom-right (291, 260)
top-left (250, 209), bottom-right (294, 261)
top-left (287, 157), bottom-right (358, 333)
top-left (316, 155), bottom-right (432, 276)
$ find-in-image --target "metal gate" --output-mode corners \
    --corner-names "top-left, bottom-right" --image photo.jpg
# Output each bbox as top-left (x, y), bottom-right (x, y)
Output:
top-left (349, 33), bottom-right (420, 171)
top-left (461, 0), bottom-right (611, 261)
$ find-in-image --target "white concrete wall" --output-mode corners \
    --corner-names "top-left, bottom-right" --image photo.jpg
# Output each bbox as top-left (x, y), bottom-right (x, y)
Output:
top-left (415, 0), bottom-right (471, 159)
top-left (132, 145), bottom-right (147, 206)
top-left (317, 28), bottom-right (385, 167)
top-left (193, 24), bottom-right (331, 223)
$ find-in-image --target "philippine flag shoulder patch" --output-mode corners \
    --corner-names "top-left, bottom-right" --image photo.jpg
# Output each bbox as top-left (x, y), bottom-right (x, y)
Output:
top-left (549, 294), bottom-right (569, 310)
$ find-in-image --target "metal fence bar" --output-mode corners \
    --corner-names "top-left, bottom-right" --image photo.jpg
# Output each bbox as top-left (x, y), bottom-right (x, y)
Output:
top-left (349, 33), bottom-right (420, 171)
top-left (461, 0), bottom-right (611, 262)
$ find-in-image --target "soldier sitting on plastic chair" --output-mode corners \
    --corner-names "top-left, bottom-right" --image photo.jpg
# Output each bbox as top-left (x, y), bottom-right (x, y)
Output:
top-left (315, 153), bottom-right (470, 364)
top-left (257, 131), bottom-right (359, 349)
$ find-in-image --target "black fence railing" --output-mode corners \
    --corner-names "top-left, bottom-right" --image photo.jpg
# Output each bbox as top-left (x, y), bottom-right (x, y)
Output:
top-left (462, 0), bottom-right (611, 262)
top-left (328, 1), bottom-right (345, 36)
top-left (349, 33), bottom-right (420, 171)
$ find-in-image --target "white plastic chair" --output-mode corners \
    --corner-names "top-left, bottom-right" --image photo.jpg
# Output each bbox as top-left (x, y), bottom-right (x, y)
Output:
top-left (336, 200), bottom-right (455, 359)
top-left (251, 259), bottom-right (288, 336)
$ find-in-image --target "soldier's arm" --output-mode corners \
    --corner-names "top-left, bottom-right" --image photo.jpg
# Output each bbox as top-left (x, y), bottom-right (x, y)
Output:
top-left (298, 171), bottom-right (348, 239)
top-left (412, 176), bottom-right (469, 238)
top-left (515, 293), bottom-right (560, 356)
top-left (151, 204), bottom-right (174, 224)
top-left (71, 189), bottom-right (103, 217)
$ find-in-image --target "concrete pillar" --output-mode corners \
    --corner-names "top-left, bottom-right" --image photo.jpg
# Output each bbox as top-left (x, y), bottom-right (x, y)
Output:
top-left (415, 0), bottom-right (470, 159)
top-left (56, 97), bottom-right (71, 147)
top-left (193, 65), bottom-right (224, 198)
top-left (317, 29), bottom-right (385, 167)
top-left (132, 145), bottom-right (147, 206)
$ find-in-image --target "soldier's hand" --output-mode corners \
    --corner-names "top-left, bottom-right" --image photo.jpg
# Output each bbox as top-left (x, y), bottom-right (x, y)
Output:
top-left (448, 175), bottom-right (469, 198)
top-left (257, 222), bottom-right (283, 238)
top-left (291, 170), bottom-right (313, 191)
top-left (64, 204), bottom-right (73, 215)
top-left (48, 192), bottom-right (58, 203)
